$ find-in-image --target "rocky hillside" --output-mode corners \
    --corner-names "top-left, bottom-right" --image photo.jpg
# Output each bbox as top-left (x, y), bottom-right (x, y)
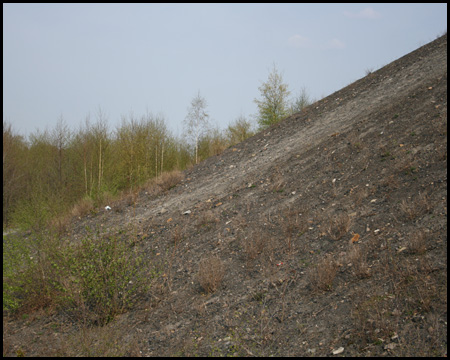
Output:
top-left (4, 34), bottom-right (447, 357)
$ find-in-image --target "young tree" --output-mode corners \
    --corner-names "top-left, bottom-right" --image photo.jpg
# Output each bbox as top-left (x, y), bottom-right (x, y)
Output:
top-left (184, 91), bottom-right (210, 164)
top-left (52, 115), bottom-right (71, 189)
top-left (289, 87), bottom-right (312, 115)
top-left (226, 115), bottom-right (255, 146)
top-left (254, 64), bottom-right (291, 130)
top-left (3, 121), bottom-right (27, 226)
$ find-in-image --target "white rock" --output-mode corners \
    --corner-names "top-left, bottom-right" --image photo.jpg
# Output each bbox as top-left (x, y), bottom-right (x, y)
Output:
top-left (332, 347), bottom-right (344, 355)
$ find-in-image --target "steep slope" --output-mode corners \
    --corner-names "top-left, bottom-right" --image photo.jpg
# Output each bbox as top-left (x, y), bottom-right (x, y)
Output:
top-left (4, 34), bottom-right (447, 357)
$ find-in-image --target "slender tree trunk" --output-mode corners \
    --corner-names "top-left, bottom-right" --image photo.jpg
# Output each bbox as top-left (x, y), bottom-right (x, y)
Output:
top-left (155, 143), bottom-right (158, 178)
top-left (161, 140), bottom-right (164, 175)
top-left (98, 138), bottom-right (102, 190)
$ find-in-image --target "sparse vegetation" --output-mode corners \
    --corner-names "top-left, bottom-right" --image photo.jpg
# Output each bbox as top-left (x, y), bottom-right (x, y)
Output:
top-left (3, 33), bottom-right (447, 357)
top-left (325, 212), bottom-right (351, 240)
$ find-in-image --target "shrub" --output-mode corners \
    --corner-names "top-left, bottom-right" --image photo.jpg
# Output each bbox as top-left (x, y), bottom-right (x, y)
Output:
top-left (3, 231), bottom-right (61, 313)
top-left (56, 230), bottom-right (156, 325)
top-left (3, 227), bottom-right (157, 326)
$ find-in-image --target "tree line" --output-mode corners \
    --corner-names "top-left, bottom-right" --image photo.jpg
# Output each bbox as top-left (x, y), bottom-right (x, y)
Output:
top-left (3, 64), bottom-right (312, 230)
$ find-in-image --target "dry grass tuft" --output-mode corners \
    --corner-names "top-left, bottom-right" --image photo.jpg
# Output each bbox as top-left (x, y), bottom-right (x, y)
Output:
top-left (71, 196), bottom-right (95, 218)
top-left (408, 229), bottom-right (428, 254)
top-left (197, 255), bottom-right (225, 293)
top-left (399, 192), bottom-right (432, 221)
top-left (196, 210), bottom-right (218, 229)
top-left (310, 254), bottom-right (338, 291)
top-left (347, 244), bottom-right (371, 278)
top-left (143, 170), bottom-right (183, 196)
top-left (242, 231), bottom-right (266, 261)
top-left (326, 212), bottom-right (351, 240)
top-left (155, 170), bottom-right (184, 192)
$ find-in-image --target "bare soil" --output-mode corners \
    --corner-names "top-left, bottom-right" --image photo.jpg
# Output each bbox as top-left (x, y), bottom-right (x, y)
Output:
top-left (4, 34), bottom-right (447, 357)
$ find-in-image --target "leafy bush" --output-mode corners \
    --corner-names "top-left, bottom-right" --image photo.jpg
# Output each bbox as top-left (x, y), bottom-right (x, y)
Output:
top-left (3, 231), bottom-right (59, 312)
top-left (3, 228), bottom-right (158, 326)
top-left (56, 229), bottom-right (157, 325)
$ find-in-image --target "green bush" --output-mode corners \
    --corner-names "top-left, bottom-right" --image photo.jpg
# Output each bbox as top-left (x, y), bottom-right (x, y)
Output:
top-left (3, 233), bottom-right (33, 311)
top-left (3, 231), bottom-right (58, 312)
top-left (3, 228), bottom-right (158, 326)
top-left (55, 229), bottom-right (157, 325)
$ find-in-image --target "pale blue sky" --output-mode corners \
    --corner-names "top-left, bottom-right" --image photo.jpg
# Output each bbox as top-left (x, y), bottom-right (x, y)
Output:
top-left (3, 3), bottom-right (447, 138)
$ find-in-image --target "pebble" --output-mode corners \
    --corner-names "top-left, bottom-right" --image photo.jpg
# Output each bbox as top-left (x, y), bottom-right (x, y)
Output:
top-left (332, 347), bottom-right (344, 355)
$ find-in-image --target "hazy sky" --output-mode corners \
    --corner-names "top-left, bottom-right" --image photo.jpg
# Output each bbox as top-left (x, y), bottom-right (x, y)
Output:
top-left (3, 3), bottom-right (447, 138)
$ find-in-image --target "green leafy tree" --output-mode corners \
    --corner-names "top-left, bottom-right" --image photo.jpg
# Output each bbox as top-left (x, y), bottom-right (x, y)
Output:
top-left (254, 64), bottom-right (291, 130)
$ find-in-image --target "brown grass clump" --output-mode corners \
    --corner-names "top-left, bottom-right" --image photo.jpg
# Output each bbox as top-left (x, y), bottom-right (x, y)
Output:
top-left (310, 254), bottom-right (338, 291)
top-left (242, 231), bottom-right (266, 261)
top-left (408, 229), bottom-right (428, 254)
top-left (71, 196), bottom-right (95, 218)
top-left (347, 244), bottom-right (371, 278)
top-left (197, 255), bottom-right (225, 293)
top-left (58, 323), bottom-right (141, 356)
top-left (196, 210), bottom-right (218, 230)
top-left (155, 170), bottom-right (184, 192)
top-left (142, 170), bottom-right (183, 197)
top-left (326, 212), bottom-right (351, 240)
top-left (399, 192), bottom-right (432, 221)
top-left (282, 207), bottom-right (309, 254)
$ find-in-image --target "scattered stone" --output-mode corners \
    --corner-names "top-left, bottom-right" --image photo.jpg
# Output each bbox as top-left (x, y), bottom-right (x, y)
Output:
top-left (332, 347), bottom-right (344, 355)
top-left (385, 343), bottom-right (397, 351)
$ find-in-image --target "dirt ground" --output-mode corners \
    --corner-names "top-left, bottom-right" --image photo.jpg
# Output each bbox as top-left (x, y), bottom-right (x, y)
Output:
top-left (3, 34), bottom-right (447, 357)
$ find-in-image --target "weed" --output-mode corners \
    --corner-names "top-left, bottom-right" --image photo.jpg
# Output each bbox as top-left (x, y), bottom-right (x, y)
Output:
top-left (156, 169), bottom-right (184, 191)
top-left (269, 166), bottom-right (286, 193)
top-left (399, 192), bottom-right (432, 221)
top-left (309, 254), bottom-right (338, 291)
top-left (145, 169), bottom-right (183, 195)
top-left (347, 244), bottom-right (371, 278)
top-left (196, 210), bottom-right (218, 230)
top-left (282, 207), bottom-right (309, 254)
top-left (71, 196), bottom-right (95, 218)
top-left (353, 186), bottom-right (369, 205)
top-left (61, 322), bottom-right (141, 356)
top-left (408, 229), bottom-right (428, 254)
top-left (197, 255), bottom-right (225, 293)
top-left (326, 212), bottom-right (351, 240)
top-left (365, 67), bottom-right (374, 75)
top-left (242, 232), bottom-right (266, 261)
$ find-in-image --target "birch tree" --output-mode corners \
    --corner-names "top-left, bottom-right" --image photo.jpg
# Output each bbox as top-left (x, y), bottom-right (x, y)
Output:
top-left (184, 91), bottom-right (210, 164)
